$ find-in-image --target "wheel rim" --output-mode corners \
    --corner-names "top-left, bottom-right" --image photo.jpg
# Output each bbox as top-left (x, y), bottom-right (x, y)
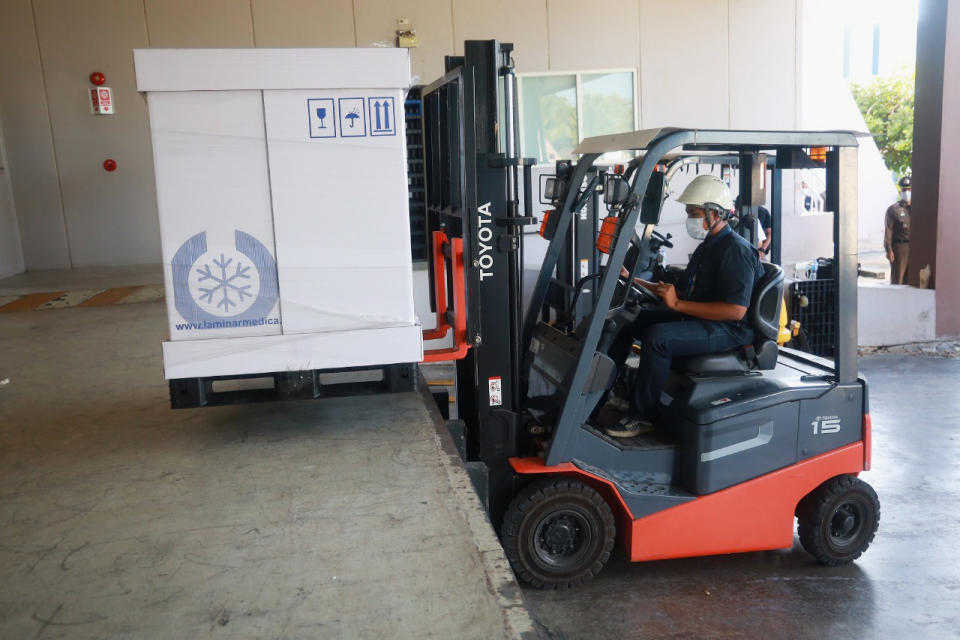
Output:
top-left (531, 507), bottom-right (596, 570)
top-left (826, 497), bottom-right (868, 551)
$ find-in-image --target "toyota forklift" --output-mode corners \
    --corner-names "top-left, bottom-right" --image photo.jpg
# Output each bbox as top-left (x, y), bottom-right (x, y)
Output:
top-left (422, 40), bottom-right (878, 589)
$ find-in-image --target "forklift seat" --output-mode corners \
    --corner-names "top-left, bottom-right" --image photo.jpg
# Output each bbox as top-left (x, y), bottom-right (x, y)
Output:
top-left (673, 262), bottom-right (785, 375)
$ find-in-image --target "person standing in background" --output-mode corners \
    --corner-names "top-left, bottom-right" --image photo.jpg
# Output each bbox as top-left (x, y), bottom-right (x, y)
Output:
top-left (884, 176), bottom-right (911, 284)
top-left (734, 195), bottom-right (773, 256)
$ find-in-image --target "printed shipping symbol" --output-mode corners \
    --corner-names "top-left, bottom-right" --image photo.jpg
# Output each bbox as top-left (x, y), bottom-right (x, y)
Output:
top-left (373, 101), bottom-right (391, 131)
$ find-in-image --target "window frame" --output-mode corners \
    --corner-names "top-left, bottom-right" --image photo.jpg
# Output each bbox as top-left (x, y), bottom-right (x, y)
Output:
top-left (517, 67), bottom-right (640, 166)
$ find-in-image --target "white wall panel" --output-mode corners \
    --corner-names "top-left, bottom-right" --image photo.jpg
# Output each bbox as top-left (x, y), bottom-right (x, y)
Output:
top-left (33, 0), bottom-right (160, 267)
top-left (354, 0), bottom-right (454, 83)
top-left (547, 0), bottom-right (640, 73)
top-left (729, 0), bottom-right (797, 129)
top-left (452, 0), bottom-right (549, 73)
top-left (252, 0), bottom-right (356, 48)
top-left (0, 0), bottom-right (69, 270)
top-left (639, 0), bottom-right (729, 129)
top-left (0, 123), bottom-right (25, 278)
top-left (144, 0), bottom-right (255, 48)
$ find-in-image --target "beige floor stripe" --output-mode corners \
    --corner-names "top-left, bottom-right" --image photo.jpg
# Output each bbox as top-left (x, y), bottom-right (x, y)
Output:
top-left (115, 284), bottom-right (165, 304)
top-left (37, 289), bottom-right (105, 309)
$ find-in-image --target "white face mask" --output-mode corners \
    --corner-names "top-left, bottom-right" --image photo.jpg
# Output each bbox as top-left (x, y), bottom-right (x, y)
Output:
top-left (686, 216), bottom-right (709, 241)
top-left (902, 190), bottom-right (911, 204)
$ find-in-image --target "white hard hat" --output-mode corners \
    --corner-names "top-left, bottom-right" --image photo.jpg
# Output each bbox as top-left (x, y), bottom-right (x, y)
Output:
top-left (676, 175), bottom-right (735, 212)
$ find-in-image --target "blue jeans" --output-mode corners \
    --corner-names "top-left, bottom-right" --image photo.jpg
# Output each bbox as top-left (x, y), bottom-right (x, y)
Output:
top-left (608, 310), bottom-right (752, 420)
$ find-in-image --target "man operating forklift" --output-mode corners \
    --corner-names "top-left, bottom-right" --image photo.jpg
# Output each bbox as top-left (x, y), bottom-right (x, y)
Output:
top-left (603, 175), bottom-right (765, 438)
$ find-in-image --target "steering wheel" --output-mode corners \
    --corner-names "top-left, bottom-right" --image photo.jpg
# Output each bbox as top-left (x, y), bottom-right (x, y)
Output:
top-left (617, 276), bottom-right (660, 305)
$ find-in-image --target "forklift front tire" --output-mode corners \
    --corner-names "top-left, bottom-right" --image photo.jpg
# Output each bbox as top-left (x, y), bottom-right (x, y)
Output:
top-left (797, 475), bottom-right (880, 566)
top-left (502, 477), bottom-right (616, 589)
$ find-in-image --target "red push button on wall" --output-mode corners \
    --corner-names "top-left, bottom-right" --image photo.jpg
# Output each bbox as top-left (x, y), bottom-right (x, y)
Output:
top-left (90, 72), bottom-right (106, 86)
top-left (103, 159), bottom-right (117, 172)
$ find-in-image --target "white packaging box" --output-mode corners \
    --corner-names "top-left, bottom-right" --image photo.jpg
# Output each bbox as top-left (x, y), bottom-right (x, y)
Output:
top-left (149, 90), bottom-right (282, 341)
top-left (136, 48), bottom-right (423, 379)
top-left (263, 89), bottom-right (415, 334)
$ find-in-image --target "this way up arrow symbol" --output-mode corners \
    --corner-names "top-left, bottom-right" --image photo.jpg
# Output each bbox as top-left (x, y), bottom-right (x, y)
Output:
top-left (373, 101), bottom-right (382, 130)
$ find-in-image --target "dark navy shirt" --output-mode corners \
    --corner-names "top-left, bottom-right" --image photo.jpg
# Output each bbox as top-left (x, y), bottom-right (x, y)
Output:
top-left (681, 225), bottom-right (765, 338)
top-left (757, 206), bottom-right (772, 232)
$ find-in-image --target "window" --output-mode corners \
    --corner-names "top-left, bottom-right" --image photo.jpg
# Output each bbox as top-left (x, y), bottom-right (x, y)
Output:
top-left (519, 69), bottom-right (637, 165)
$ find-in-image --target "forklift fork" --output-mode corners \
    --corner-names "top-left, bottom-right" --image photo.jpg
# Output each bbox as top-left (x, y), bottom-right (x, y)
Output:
top-left (423, 230), bottom-right (470, 362)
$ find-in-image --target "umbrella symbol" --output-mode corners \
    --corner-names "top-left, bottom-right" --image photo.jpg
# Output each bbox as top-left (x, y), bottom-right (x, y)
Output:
top-left (345, 109), bottom-right (360, 128)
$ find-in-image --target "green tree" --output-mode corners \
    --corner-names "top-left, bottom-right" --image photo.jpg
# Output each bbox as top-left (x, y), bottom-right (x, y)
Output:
top-left (535, 94), bottom-right (577, 162)
top-left (582, 93), bottom-right (633, 138)
top-left (851, 70), bottom-right (915, 177)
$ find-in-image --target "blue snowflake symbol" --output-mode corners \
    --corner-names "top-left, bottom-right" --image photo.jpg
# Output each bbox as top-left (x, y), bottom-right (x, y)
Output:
top-left (195, 254), bottom-right (253, 311)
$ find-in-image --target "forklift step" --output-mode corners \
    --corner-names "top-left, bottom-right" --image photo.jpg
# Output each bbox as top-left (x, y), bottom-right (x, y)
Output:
top-left (574, 459), bottom-right (696, 514)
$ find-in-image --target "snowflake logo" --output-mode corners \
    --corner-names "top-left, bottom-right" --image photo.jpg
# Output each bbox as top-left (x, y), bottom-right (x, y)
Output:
top-left (186, 248), bottom-right (261, 317)
top-left (194, 254), bottom-right (254, 311)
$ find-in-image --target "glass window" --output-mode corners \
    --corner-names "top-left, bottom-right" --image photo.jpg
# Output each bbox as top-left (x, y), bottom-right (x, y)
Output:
top-left (581, 71), bottom-right (635, 138)
top-left (520, 69), bottom-right (637, 166)
top-left (520, 74), bottom-right (578, 164)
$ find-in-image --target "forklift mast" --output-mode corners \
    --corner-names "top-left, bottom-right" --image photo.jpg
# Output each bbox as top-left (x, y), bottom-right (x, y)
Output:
top-left (541, 160), bottom-right (602, 328)
top-left (421, 41), bottom-right (536, 523)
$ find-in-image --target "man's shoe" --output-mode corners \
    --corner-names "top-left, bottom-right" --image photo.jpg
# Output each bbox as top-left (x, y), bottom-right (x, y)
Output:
top-left (602, 417), bottom-right (654, 439)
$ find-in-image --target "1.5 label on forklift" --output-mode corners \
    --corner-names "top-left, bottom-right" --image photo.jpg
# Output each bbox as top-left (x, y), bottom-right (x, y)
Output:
top-left (488, 376), bottom-right (502, 407)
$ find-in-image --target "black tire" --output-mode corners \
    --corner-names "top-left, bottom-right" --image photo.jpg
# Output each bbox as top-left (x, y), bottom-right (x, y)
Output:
top-left (797, 475), bottom-right (880, 566)
top-left (501, 477), bottom-right (616, 589)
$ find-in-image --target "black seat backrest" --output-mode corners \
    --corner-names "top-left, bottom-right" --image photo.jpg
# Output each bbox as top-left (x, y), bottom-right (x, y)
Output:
top-left (750, 262), bottom-right (784, 342)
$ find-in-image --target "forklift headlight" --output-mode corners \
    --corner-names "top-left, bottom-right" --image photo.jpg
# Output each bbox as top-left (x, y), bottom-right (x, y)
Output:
top-left (604, 176), bottom-right (630, 206)
top-left (544, 177), bottom-right (559, 201)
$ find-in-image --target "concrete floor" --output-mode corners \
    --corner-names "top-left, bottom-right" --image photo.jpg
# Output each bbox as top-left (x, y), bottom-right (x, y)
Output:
top-left (4, 266), bottom-right (959, 639)
top-left (0, 264), bottom-right (162, 296)
top-left (0, 301), bottom-right (533, 639)
top-left (524, 355), bottom-right (960, 639)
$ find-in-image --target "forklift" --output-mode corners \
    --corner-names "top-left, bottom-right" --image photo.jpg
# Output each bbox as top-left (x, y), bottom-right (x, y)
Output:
top-left (422, 41), bottom-right (878, 589)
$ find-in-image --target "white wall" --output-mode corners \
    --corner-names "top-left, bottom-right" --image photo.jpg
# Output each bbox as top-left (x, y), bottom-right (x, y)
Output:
top-left (0, 0), bottom-right (893, 275)
top-left (800, 0), bottom-right (899, 254)
top-left (0, 120), bottom-right (25, 279)
top-left (858, 282), bottom-right (935, 345)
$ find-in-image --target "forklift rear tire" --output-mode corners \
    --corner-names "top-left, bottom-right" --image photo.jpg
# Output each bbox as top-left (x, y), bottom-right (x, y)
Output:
top-left (797, 475), bottom-right (880, 566)
top-left (502, 477), bottom-right (615, 589)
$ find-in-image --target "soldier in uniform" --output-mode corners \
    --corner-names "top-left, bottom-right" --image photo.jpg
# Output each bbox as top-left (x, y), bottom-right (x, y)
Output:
top-left (884, 176), bottom-right (911, 284)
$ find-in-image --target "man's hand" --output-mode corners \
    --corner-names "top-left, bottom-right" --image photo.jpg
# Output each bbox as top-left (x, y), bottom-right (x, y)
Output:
top-left (887, 250), bottom-right (895, 262)
top-left (655, 281), bottom-right (678, 310)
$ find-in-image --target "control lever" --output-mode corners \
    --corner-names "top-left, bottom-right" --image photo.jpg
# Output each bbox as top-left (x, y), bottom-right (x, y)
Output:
top-left (651, 230), bottom-right (673, 249)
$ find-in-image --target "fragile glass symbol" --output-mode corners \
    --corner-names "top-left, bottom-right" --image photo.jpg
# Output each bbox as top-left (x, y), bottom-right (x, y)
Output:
top-left (345, 108), bottom-right (360, 128)
top-left (316, 107), bottom-right (327, 129)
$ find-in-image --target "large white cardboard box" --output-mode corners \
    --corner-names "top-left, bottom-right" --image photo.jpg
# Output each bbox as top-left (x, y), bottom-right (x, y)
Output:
top-left (136, 48), bottom-right (422, 378)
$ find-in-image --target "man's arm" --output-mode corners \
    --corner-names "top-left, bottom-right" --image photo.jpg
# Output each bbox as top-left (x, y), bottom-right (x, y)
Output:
top-left (619, 266), bottom-right (659, 293)
top-left (655, 283), bottom-right (747, 321)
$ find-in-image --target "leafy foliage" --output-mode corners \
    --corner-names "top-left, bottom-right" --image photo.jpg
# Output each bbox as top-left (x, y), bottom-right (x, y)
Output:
top-left (851, 70), bottom-right (915, 177)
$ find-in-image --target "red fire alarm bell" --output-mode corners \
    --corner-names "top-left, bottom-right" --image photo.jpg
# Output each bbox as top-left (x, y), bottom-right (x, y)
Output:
top-left (103, 159), bottom-right (117, 172)
top-left (90, 72), bottom-right (106, 86)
